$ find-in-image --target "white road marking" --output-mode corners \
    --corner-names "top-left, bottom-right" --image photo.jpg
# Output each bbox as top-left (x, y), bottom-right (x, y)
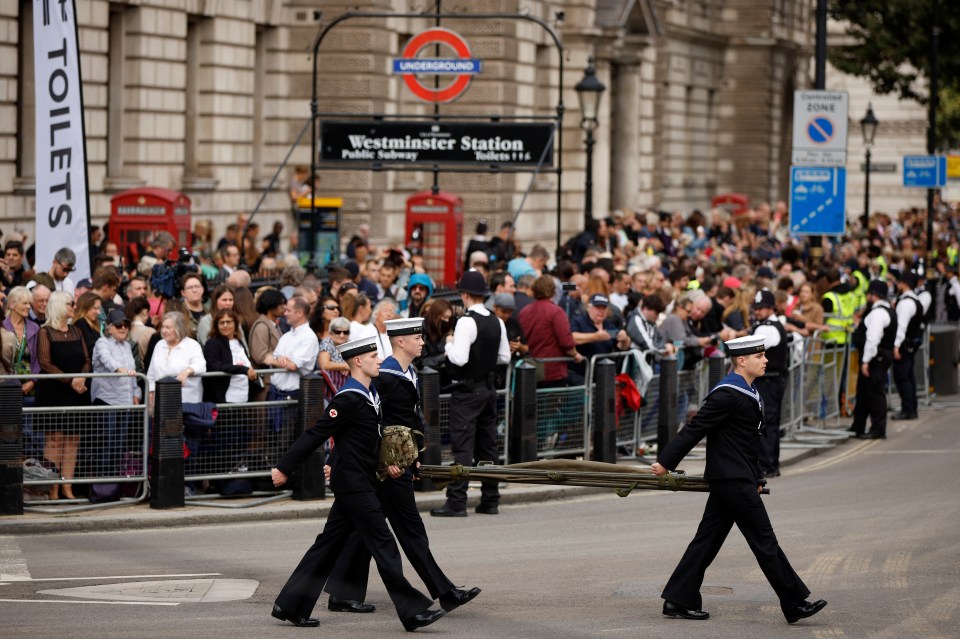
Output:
top-left (1, 572), bottom-right (221, 583)
top-left (0, 598), bottom-right (178, 606)
top-left (0, 536), bottom-right (31, 581)
top-left (864, 449), bottom-right (960, 454)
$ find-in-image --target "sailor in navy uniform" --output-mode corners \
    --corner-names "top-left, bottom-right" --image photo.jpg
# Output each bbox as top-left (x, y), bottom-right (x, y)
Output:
top-left (750, 289), bottom-right (789, 478)
top-left (652, 335), bottom-right (827, 624)
top-left (324, 318), bottom-right (482, 614)
top-left (270, 335), bottom-right (446, 631)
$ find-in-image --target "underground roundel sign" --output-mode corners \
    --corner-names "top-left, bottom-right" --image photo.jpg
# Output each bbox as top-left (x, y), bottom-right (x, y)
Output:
top-left (392, 28), bottom-right (482, 103)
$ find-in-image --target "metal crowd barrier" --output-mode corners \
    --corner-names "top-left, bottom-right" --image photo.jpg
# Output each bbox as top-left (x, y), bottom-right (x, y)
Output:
top-left (1, 372), bottom-right (151, 514)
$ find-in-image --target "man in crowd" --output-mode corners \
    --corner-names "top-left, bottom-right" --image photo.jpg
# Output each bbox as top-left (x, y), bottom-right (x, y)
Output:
top-left (1, 240), bottom-right (29, 291)
top-left (262, 297), bottom-right (320, 432)
top-left (518, 275), bottom-right (585, 387)
top-left (218, 244), bottom-right (242, 281)
top-left (431, 271), bottom-right (511, 517)
top-left (513, 273), bottom-right (536, 314)
top-left (403, 273), bottom-right (432, 318)
top-left (28, 283), bottom-right (50, 325)
top-left (48, 247), bottom-right (77, 294)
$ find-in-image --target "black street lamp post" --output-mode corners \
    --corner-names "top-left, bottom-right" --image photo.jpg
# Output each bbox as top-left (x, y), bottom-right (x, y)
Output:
top-left (860, 103), bottom-right (879, 235)
top-left (575, 58), bottom-right (606, 228)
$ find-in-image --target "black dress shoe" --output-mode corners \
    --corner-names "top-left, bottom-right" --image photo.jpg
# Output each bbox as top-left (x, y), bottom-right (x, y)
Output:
top-left (328, 595), bottom-right (375, 613)
top-left (858, 432), bottom-right (886, 439)
top-left (430, 506), bottom-right (467, 517)
top-left (762, 470), bottom-right (781, 478)
top-left (891, 412), bottom-right (918, 420)
top-left (439, 586), bottom-right (481, 612)
top-left (662, 600), bottom-right (709, 620)
top-left (402, 608), bottom-right (446, 632)
top-left (271, 603), bottom-right (320, 627)
top-left (474, 503), bottom-right (499, 515)
top-left (784, 599), bottom-right (827, 623)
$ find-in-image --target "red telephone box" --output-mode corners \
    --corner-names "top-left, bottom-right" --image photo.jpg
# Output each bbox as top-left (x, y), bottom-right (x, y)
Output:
top-left (405, 191), bottom-right (463, 286)
top-left (711, 192), bottom-right (751, 217)
top-left (110, 188), bottom-right (192, 264)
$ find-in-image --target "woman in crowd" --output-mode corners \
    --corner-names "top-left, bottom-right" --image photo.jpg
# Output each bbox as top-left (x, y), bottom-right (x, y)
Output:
top-left (317, 316), bottom-right (351, 395)
top-left (309, 294), bottom-right (340, 343)
top-left (716, 286), bottom-right (750, 333)
top-left (232, 285), bottom-right (259, 337)
top-left (91, 309), bottom-right (140, 481)
top-left (36, 291), bottom-right (91, 500)
top-left (73, 291), bottom-right (103, 354)
top-left (248, 288), bottom-right (285, 402)
top-left (125, 296), bottom-right (156, 366)
top-left (196, 284), bottom-right (239, 345)
top-left (202, 308), bottom-right (258, 404)
top-left (342, 292), bottom-right (373, 340)
top-left (146, 311), bottom-right (206, 407)
top-left (792, 282), bottom-right (827, 333)
top-left (180, 273), bottom-right (207, 339)
top-left (2, 286), bottom-right (40, 402)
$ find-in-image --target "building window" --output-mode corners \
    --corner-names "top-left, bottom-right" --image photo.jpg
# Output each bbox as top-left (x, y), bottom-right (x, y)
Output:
top-left (15, 0), bottom-right (36, 188)
top-left (184, 16), bottom-right (201, 176)
top-left (251, 25), bottom-right (272, 188)
top-left (107, 4), bottom-right (126, 180)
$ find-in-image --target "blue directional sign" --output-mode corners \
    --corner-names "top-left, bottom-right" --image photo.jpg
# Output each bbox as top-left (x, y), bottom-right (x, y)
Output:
top-left (903, 155), bottom-right (947, 188)
top-left (789, 166), bottom-right (847, 236)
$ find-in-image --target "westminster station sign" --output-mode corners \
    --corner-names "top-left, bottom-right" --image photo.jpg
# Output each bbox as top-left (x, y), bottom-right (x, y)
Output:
top-left (320, 121), bottom-right (555, 167)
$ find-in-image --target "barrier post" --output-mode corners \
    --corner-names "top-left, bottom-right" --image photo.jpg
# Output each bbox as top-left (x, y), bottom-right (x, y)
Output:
top-left (708, 352), bottom-right (726, 391)
top-left (657, 357), bottom-right (679, 451)
top-left (416, 367), bottom-right (442, 491)
top-left (0, 380), bottom-right (24, 515)
top-left (509, 362), bottom-right (538, 463)
top-left (591, 358), bottom-right (617, 463)
top-left (151, 377), bottom-right (184, 509)
top-left (291, 374), bottom-right (325, 500)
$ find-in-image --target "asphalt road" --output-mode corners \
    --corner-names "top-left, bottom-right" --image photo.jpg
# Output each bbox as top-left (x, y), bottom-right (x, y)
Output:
top-left (2, 410), bottom-right (958, 639)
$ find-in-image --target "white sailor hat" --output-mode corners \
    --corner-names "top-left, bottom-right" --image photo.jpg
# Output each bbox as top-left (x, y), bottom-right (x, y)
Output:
top-left (724, 335), bottom-right (766, 357)
top-left (385, 317), bottom-right (424, 336)
top-left (337, 335), bottom-right (378, 359)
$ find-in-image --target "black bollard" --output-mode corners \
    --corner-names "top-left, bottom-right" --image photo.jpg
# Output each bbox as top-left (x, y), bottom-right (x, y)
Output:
top-left (591, 359), bottom-right (617, 463)
top-left (416, 367), bottom-right (442, 491)
top-left (509, 361), bottom-right (538, 463)
top-left (708, 353), bottom-right (726, 391)
top-left (657, 357), bottom-right (679, 452)
top-left (292, 374), bottom-right (325, 500)
top-left (151, 377), bottom-right (184, 509)
top-left (0, 380), bottom-right (24, 515)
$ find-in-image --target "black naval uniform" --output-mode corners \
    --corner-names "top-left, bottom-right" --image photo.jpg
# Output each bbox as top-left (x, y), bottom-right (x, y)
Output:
top-left (850, 300), bottom-right (897, 437)
top-left (750, 317), bottom-right (789, 476)
top-left (325, 357), bottom-right (456, 601)
top-left (441, 306), bottom-right (510, 512)
top-left (273, 378), bottom-right (433, 622)
top-left (657, 372), bottom-right (811, 615)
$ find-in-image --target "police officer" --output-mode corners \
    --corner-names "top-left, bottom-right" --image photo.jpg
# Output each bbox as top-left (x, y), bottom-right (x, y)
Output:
top-left (269, 335), bottom-right (445, 631)
top-left (893, 272), bottom-right (924, 420)
top-left (431, 270), bottom-right (511, 517)
top-left (652, 335), bottom-right (827, 624)
top-left (324, 318), bottom-right (482, 613)
top-left (850, 281), bottom-right (897, 439)
top-left (750, 290), bottom-right (789, 478)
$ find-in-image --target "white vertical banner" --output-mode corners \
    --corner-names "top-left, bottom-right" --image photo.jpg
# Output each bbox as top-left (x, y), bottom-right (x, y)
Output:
top-left (33, 0), bottom-right (91, 281)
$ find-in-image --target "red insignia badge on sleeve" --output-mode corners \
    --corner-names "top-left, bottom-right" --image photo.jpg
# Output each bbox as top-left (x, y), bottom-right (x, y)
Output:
top-left (329, 409), bottom-right (338, 418)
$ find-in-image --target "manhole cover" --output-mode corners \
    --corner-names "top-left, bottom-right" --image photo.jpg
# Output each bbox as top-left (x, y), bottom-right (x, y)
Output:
top-left (38, 579), bottom-right (258, 603)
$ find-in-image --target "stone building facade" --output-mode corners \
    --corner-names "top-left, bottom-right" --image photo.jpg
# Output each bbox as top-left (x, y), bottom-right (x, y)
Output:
top-left (4, 0), bottom-right (916, 267)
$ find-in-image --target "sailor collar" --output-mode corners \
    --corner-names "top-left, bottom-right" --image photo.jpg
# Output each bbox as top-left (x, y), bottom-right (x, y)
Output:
top-left (379, 356), bottom-right (416, 385)
top-left (337, 376), bottom-right (382, 414)
top-left (709, 372), bottom-right (761, 405)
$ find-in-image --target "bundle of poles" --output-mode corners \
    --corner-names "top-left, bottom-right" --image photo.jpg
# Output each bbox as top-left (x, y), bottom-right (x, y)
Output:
top-left (419, 459), bottom-right (769, 496)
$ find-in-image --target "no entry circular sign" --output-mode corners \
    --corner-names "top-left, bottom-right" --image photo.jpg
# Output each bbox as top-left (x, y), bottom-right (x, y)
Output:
top-left (392, 28), bottom-right (482, 103)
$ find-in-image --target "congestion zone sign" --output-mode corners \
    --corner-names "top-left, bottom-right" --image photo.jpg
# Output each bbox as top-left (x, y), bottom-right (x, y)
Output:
top-left (392, 28), bottom-right (482, 103)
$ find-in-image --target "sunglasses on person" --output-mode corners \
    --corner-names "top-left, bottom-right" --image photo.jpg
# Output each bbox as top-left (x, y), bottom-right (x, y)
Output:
top-left (59, 262), bottom-right (75, 273)
top-left (331, 329), bottom-right (350, 335)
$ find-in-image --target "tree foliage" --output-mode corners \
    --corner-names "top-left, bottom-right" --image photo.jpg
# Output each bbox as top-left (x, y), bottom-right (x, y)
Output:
top-left (829, 0), bottom-right (960, 149)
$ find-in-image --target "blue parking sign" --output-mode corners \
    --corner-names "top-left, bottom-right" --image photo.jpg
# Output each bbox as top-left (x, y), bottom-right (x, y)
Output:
top-left (903, 155), bottom-right (947, 188)
top-left (789, 166), bottom-right (846, 236)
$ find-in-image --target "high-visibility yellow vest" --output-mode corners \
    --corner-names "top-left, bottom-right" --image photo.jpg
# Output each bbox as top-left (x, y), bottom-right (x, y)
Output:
top-left (822, 290), bottom-right (855, 344)
top-left (851, 271), bottom-right (868, 312)
top-left (948, 246), bottom-right (958, 266)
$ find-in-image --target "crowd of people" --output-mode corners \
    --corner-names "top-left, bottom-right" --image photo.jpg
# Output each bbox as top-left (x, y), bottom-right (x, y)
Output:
top-left (2, 194), bottom-right (960, 499)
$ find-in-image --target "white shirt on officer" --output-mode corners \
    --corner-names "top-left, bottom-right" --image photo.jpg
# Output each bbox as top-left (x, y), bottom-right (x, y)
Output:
top-left (862, 300), bottom-right (892, 364)
top-left (444, 303), bottom-right (511, 367)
